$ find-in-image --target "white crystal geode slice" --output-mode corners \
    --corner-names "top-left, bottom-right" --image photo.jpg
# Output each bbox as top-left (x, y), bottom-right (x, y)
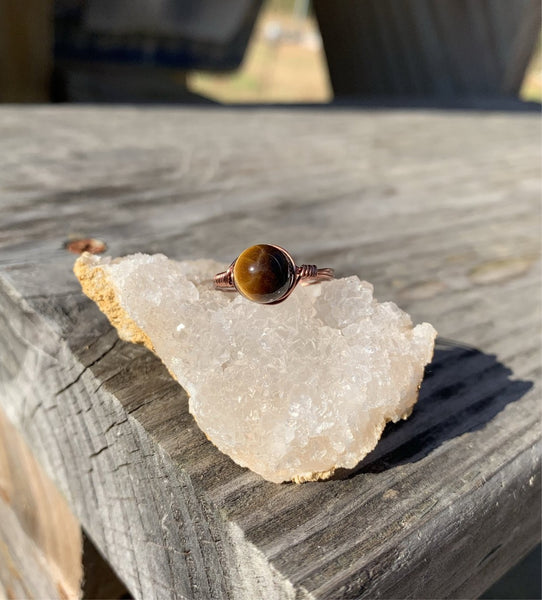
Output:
top-left (74, 253), bottom-right (436, 483)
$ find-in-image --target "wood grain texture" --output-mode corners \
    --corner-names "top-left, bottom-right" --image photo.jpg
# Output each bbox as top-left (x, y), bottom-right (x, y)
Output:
top-left (0, 106), bottom-right (540, 599)
top-left (314, 0), bottom-right (541, 98)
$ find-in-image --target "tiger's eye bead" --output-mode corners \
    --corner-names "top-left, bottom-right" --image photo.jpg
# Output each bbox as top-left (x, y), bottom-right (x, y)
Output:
top-left (233, 244), bottom-right (295, 304)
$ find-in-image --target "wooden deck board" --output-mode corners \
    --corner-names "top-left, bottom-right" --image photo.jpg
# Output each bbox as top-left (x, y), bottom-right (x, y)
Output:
top-left (0, 106), bottom-right (539, 599)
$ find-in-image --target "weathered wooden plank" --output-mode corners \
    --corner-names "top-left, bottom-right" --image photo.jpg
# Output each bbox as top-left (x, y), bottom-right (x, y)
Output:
top-left (0, 106), bottom-right (540, 599)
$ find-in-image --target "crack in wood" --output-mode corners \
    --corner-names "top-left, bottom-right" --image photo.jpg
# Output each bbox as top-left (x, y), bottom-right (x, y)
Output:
top-left (55, 338), bottom-right (120, 397)
top-left (89, 445), bottom-right (110, 459)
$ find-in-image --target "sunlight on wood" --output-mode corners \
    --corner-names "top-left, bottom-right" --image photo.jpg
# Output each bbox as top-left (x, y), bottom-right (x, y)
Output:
top-left (188, 7), bottom-right (332, 103)
top-left (520, 36), bottom-right (541, 102)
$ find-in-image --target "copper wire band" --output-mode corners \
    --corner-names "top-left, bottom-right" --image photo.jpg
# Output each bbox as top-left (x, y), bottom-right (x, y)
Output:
top-left (214, 263), bottom-right (334, 291)
top-left (296, 265), bottom-right (335, 285)
top-left (214, 266), bottom-right (235, 290)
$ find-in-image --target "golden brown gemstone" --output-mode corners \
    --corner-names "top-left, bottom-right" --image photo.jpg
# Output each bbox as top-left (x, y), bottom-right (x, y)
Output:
top-left (233, 244), bottom-right (294, 303)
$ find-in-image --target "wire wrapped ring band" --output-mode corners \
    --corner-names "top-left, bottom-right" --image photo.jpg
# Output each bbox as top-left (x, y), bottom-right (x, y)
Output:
top-left (214, 244), bottom-right (334, 305)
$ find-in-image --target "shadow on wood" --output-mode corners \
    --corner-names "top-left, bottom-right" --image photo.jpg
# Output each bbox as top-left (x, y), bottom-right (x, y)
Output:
top-left (357, 338), bottom-right (533, 475)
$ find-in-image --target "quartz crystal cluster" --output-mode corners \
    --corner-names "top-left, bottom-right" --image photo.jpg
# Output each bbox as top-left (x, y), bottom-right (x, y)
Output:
top-left (74, 253), bottom-right (437, 483)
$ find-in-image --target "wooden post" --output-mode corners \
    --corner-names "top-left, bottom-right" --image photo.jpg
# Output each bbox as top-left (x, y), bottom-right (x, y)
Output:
top-left (314, 0), bottom-right (541, 98)
top-left (0, 408), bottom-right (82, 599)
top-left (0, 0), bottom-right (53, 102)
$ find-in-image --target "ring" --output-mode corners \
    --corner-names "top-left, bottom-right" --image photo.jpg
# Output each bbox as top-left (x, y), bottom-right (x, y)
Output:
top-left (214, 243), bottom-right (334, 304)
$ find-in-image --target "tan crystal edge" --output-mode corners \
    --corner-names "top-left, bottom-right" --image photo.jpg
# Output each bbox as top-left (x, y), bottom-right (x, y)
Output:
top-left (291, 468), bottom-right (337, 484)
top-left (74, 252), bottom-right (155, 352)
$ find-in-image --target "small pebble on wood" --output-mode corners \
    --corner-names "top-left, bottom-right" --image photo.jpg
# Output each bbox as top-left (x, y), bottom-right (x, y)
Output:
top-left (74, 252), bottom-right (437, 483)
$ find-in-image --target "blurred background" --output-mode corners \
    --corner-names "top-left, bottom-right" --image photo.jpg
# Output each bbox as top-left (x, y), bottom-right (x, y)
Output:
top-left (0, 1), bottom-right (540, 599)
top-left (0, 0), bottom-right (540, 105)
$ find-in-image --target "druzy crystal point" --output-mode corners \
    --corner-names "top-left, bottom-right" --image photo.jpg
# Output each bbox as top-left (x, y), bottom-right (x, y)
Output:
top-left (74, 252), bottom-right (437, 483)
